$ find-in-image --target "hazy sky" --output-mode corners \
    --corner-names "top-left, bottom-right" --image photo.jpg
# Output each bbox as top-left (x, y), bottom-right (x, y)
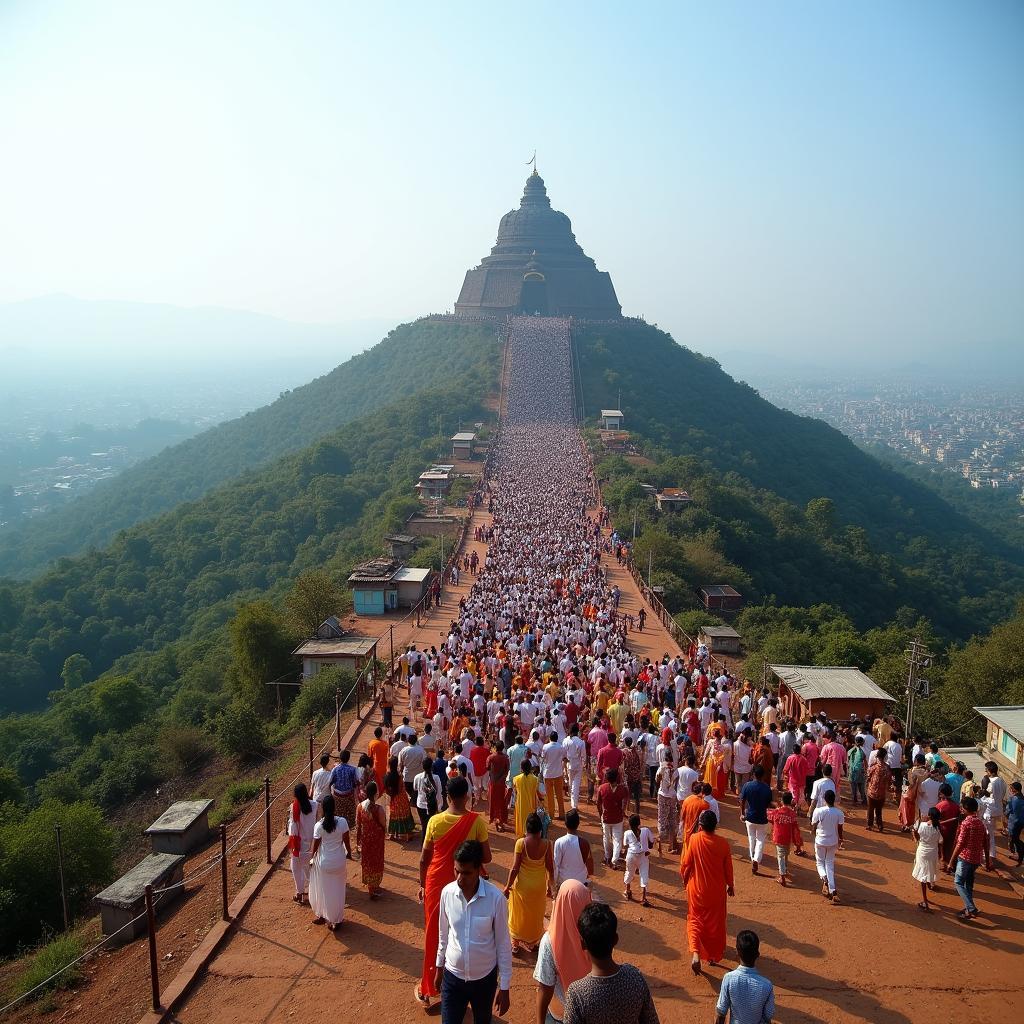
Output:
top-left (1, 1), bottom-right (1021, 369)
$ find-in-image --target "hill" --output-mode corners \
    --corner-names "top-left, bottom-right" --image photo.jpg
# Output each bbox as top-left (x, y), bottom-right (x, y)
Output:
top-left (576, 319), bottom-right (1024, 637)
top-left (0, 317), bottom-right (498, 578)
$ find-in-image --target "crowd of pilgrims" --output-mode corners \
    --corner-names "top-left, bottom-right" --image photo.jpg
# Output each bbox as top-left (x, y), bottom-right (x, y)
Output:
top-left (281, 317), bottom-right (1021, 1024)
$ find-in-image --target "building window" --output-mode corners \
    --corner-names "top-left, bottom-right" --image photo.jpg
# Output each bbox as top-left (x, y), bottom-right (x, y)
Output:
top-left (1001, 729), bottom-right (1018, 762)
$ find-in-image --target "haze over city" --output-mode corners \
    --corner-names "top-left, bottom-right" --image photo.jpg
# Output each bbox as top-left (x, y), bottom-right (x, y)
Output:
top-left (1, 0), bottom-right (1021, 377)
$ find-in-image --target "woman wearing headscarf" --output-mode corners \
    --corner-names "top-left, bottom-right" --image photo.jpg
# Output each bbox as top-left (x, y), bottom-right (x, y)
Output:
top-left (533, 879), bottom-right (593, 1024)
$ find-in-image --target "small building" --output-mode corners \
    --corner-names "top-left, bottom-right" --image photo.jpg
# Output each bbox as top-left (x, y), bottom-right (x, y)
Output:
top-left (451, 431), bottom-right (477, 459)
top-left (656, 488), bottom-right (692, 512)
top-left (639, 483), bottom-right (658, 496)
top-left (416, 465), bottom-right (455, 501)
top-left (347, 558), bottom-right (403, 614)
top-left (699, 625), bottom-right (742, 656)
top-left (392, 566), bottom-right (433, 608)
top-left (974, 705), bottom-right (1024, 780)
top-left (293, 635), bottom-right (379, 677)
top-left (95, 853), bottom-right (185, 946)
top-left (144, 800), bottom-right (214, 856)
top-left (345, 559), bottom-right (433, 615)
top-left (770, 665), bottom-right (896, 724)
top-left (600, 409), bottom-right (624, 430)
top-left (384, 533), bottom-right (419, 560)
top-left (699, 585), bottom-right (743, 612)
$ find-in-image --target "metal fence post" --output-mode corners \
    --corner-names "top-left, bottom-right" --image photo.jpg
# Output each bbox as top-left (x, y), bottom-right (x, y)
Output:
top-left (264, 776), bottom-right (272, 865)
top-left (335, 689), bottom-right (341, 753)
top-left (55, 824), bottom-right (69, 931)
top-left (308, 730), bottom-right (314, 783)
top-left (220, 824), bottom-right (229, 921)
top-left (145, 884), bottom-right (160, 1012)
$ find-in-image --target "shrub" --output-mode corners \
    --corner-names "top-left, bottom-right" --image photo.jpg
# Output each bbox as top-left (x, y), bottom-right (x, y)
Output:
top-left (287, 667), bottom-right (353, 731)
top-left (216, 700), bottom-right (269, 763)
top-left (156, 724), bottom-right (213, 775)
top-left (225, 780), bottom-right (263, 806)
top-left (12, 932), bottom-right (87, 999)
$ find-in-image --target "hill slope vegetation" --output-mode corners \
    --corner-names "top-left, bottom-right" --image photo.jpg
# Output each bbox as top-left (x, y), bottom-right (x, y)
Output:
top-left (576, 319), bottom-right (1024, 637)
top-left (0, 319), bottom-right (498, 578)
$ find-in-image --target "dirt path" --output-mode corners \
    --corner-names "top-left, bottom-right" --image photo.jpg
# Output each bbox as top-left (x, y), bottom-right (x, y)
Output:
top-left (168, 506), bottom-right (1024, 1024)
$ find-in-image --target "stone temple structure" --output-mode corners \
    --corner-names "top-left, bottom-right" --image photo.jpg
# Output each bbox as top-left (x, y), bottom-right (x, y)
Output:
top-left (454, 170), bottom-right (621, 319)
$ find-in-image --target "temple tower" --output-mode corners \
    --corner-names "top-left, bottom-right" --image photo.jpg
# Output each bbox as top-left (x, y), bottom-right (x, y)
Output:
top-left (454, 170), bottom-right (621, 319)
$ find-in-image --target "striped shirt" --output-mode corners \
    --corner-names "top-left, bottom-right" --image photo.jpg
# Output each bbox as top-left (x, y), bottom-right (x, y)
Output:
top-left (716, 965), bottom-right (775, 1024)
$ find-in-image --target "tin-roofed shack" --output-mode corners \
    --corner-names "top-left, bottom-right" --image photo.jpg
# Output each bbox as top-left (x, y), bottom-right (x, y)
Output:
top-left (345, 559), bottom-right (433, 615)
top-left (451, 431), bottom-right (477, 459)
top-left (700, 585), bottom-right (742, 612)
top-left (974, 706), bottom-right (1024, 782)
top-left (699, 624), bottom-right (742, 655)
top-left (770, 664), bottom-right (895, 724)
top-left (384, 533), bottom-right (419, 560)
top-left (416, 465), bottom-right (454, 502)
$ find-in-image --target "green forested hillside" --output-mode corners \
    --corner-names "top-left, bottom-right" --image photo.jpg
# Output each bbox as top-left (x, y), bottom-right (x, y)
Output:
top-left (578, 320), bottom-right (1024, 638)
top-left (0, 319), bottom-right (498, 578)
top-left (0, 324), bottom-right (500, 712)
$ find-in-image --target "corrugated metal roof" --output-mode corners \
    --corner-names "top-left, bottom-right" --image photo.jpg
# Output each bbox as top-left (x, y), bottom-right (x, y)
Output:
top-left (293, 638), bottom-right (378, 657)
top-left (941, 746), bottom-right (988, 778)
top-left (974, 706), bottom-right (1024, 740)
top-left (451, 432), bottom-right (477, 442)
top-left (769, 665), bottom-right (896, 702)
top-left (601, 409), bottom-right (624, 417)
top-left (702, 585), bottom-right (741, 598)
top-left (393, 567), bottom-right (432, 583)
top-left (701, 625), bottom-right (740, 638)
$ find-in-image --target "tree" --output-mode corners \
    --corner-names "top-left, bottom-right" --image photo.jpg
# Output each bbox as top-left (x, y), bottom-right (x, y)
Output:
top-left (60, 653), bottom-right (92, 691)
top-left (805, 497), bottom-right (836, 538)
top-left (93, 675), bottom-right (155, 732)
top-left (0, 799), bottom-right (114, 953)
top-left (0, 766), bottom-right (25, 807)
top-left (284, 570), bottom-right (343, 639)
top-left (228, 601), bottom-right (293, 708)
top-left (216, 699), bottom-right (270, 763)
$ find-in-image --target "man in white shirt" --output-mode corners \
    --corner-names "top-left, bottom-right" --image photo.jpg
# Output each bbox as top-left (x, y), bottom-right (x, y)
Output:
top-left (310, 753), bottom-right (332, 819)
top-left (808, 764), bottom-right (837, 814)
top-left (435, 839), bottom-right (511, 1021)
top-left (541, 731), bottom-right (567, 820)
top-left (811, 789), bottom-right (845, 902)
top-left (552, 808), bottom-right (594, 889)
top-left (562, 725), bottom-right (587, 810)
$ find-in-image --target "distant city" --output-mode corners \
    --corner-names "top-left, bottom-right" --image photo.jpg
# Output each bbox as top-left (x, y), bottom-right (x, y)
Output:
top-left (0, 363), bottom-right (338, 528)
top-left (755, 376), bottom-right (1024, 499)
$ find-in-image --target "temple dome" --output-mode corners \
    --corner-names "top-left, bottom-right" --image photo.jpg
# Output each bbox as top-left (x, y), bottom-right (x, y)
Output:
top-left (454, 171), bottom-right (621, 319)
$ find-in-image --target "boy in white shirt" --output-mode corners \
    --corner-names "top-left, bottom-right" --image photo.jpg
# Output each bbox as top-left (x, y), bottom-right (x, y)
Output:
top-left (622, 813), bottom-right (654, 906)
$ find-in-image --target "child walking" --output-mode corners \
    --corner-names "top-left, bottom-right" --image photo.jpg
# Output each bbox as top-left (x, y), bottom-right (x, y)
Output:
top-left (622, 812), bottom-right (654, 906)
top-left (766, 791), bottom-right (804, 886)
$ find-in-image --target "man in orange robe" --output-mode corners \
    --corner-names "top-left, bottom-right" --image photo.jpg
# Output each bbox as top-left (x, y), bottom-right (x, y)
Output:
top-left (680, 810), bottom-right (734, 974)
top-left (367, 727), bottom-right (389, 791)
top-left (680, 783), bottom-right (710, 852)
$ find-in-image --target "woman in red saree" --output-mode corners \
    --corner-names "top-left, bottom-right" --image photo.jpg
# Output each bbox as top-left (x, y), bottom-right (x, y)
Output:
top-left (681, 810), bottom-right (734, 974)
top-left (355, 781), bottom-right (386, 897)
top-left (414, 776), bottom-right (490, 1008)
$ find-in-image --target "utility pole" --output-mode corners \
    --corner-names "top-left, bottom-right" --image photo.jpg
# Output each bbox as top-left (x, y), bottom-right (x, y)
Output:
top-left (904, 637), bottom-right (933, 739)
